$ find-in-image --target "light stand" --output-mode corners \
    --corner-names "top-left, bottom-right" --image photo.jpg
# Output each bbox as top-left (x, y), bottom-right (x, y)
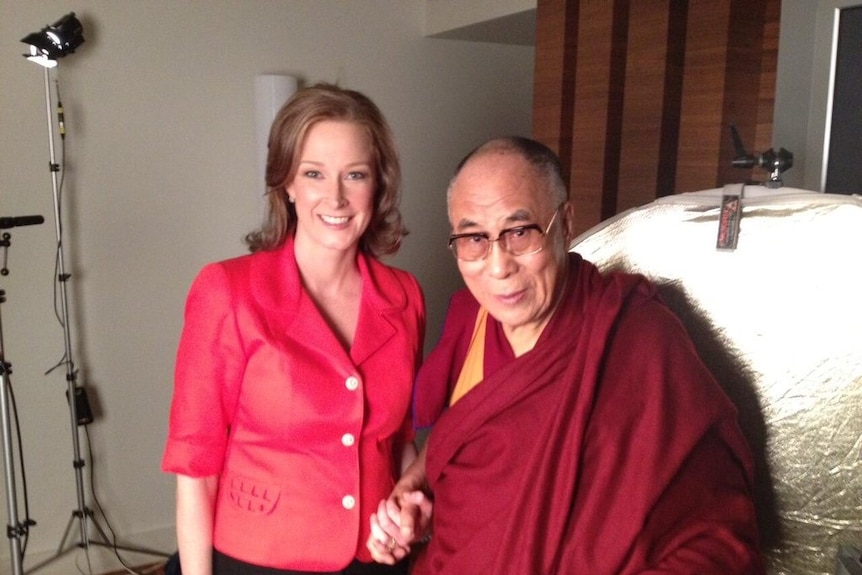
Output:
top-left (1, 285), bottom-right (27, 575)
top-left (19, 13), bottom-right (169, 574)
top-left (1, 218), bottom-right (45, 575)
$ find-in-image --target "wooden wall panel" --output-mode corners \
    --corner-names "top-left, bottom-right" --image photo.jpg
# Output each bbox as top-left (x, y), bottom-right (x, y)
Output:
top-left (674, 0), bottom-right (733, 193)
top-left (656, 0), bottom-right (689, 197)
top-left (568, 0), bottom-right (620, 233)
top-left (534, 0), bottom-right (778, 234)
top-left (533, 0), bottom-right (579, 179)
top-left (717, 0), bottom-right (769, 187)
top-left (617, 0), bottom-right (671, 211)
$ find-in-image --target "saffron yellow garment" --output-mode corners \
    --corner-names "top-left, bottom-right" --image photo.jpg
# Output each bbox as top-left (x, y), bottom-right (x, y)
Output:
top-left (448, 307), bottom-right (488, 406)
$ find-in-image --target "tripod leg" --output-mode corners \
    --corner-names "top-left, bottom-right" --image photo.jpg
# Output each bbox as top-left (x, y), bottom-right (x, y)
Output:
top-left (54, 512), bottom-right (75, 554)
top-left (1, 360), bottom-right (25, 575)
top-left (85, 509), bottom-right (171, 559)
top-left (22, 513), bottom-right (78, 574)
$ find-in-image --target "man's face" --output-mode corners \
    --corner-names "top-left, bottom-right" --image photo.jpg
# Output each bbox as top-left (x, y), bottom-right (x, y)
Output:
top-left (448, 151), bottom-right (571, 350)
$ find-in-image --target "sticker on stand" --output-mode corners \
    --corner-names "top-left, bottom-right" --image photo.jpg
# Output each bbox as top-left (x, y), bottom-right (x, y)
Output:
top-left (716, 194), bottom-right (742, 251)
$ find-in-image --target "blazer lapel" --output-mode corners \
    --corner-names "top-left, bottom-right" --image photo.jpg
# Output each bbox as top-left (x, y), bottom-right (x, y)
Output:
top-left (251, 241), bottom-right (405, 369)
top-left (350, 253), bottom-right (403, 366)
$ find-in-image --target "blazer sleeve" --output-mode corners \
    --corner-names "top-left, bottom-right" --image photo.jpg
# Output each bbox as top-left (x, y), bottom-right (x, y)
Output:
top-left (393, 269), bottom-right (427, 444)
top-left (162, 262), bottom-right (246, 477)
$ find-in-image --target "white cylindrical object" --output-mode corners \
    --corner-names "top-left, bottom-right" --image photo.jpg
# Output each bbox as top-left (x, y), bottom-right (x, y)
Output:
top-left (254, 74), bottom-right (298, 194)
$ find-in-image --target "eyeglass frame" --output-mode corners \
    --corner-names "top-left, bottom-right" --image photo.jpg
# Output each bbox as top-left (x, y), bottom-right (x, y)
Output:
top-left (447, 203), bottom-right (564, 262)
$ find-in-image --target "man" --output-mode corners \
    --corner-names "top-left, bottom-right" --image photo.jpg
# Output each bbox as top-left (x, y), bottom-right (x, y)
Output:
top-left (368, 137), bottom-right (764, 574)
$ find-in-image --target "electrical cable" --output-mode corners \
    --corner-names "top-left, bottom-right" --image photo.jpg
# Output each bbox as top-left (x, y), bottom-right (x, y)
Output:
top-left (45, 77), bottom-right (70, 377)
top-left (85, 426), bottom-right (153, 575)
top-left (4, 373), bottom-right (36, 558)
top-left (51, 73), bottom-right (157, 575)
top-left (22, 65), bottom-right (169, 575)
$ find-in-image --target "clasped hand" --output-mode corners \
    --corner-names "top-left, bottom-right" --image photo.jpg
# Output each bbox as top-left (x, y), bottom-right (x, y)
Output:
top-left (367, 489), bottom-right (433, 564)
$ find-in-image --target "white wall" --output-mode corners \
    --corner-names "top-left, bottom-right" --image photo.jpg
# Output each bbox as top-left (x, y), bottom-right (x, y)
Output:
top-left (0, 2), bottom-right (534, 573)
top-left (773, 0), bottom-right (862, 191)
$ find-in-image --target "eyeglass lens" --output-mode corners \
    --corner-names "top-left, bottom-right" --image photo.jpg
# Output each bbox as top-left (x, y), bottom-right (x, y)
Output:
top-left (453, 226), bottom-right (543, 260)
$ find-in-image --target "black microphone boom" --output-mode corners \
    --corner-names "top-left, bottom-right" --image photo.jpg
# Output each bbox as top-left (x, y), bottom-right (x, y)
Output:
top-left (0, 215), bottom-right (44, 229)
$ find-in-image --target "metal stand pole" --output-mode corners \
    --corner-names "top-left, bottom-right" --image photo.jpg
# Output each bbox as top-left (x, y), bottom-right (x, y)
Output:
top-left (0, 289), bottom-right (25, 575)
top-left (24, 65), bottom-right (169, 575)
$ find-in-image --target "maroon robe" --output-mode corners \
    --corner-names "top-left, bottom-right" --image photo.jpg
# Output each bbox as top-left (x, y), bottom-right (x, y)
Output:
top-left (412, 254), bottom-right (763, 575)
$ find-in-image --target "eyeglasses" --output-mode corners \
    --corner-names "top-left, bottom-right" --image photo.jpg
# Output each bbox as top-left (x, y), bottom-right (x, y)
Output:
top-left (448, 205), bottom-right (562, 262)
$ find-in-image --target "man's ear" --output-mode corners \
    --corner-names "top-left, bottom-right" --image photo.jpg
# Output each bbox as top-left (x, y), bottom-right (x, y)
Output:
top-left (561, 201), bottom-right (577, 245)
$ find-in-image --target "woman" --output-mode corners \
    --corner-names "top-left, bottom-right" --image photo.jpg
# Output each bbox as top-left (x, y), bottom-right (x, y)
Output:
top-left (162, 84), bottom-right (425, 575)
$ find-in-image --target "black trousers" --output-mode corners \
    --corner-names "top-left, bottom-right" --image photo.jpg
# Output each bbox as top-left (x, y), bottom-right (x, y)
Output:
top-left (212, 549), bottom-right (409, 575)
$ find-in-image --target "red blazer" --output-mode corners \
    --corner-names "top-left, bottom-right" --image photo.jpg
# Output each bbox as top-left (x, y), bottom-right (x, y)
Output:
top-left (162, 238), bottom-right (425, 570)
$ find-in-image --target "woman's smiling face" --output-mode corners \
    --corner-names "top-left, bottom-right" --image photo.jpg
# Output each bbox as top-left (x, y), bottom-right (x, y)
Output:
top-left (287, 120), bottom-right (376, 255)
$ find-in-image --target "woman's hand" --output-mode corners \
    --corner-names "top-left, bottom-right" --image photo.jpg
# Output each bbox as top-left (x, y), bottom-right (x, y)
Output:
top-left (367, 445), bottom-right (433, 564)
top-left (368, 490), bottom-right (433, 564)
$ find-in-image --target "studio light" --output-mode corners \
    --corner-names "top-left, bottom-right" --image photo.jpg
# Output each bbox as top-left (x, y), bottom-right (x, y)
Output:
top-left (8, 11), bottom-right (163, 575)
top-left (21, 12), bottom-right (85, 68)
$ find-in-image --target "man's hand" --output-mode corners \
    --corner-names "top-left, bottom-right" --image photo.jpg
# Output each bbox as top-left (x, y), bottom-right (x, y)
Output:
top-left (368, 490), bottom-right (433, 564)
top-left (367, 445), bottom-right (433, 564)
